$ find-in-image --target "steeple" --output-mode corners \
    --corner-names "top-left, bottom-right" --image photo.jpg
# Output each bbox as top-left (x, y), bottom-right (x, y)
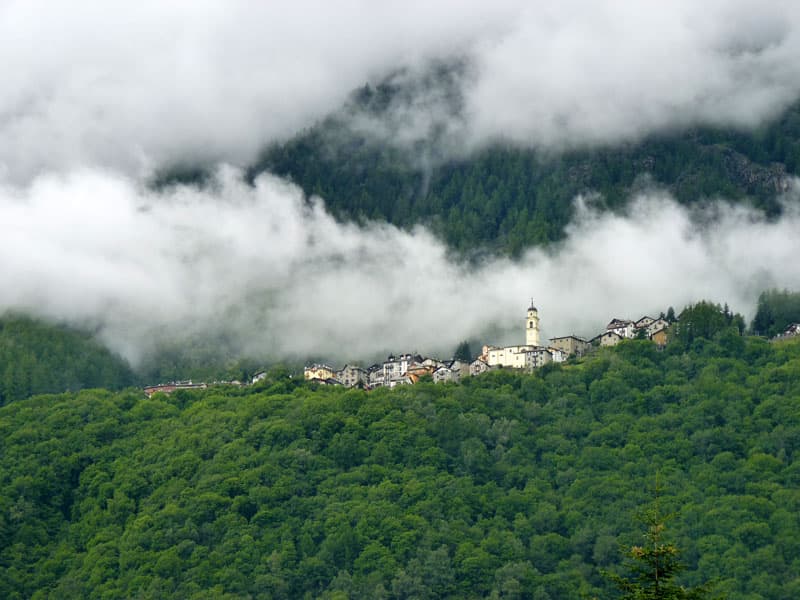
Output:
top-left (526, 300), bottom-right (540, 347)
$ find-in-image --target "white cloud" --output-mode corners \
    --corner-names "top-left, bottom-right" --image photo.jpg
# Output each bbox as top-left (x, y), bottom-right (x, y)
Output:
top-left (3, 169), bottom-right (799, 365)
top-left (2, 2), bottom-right (800, 367)
top-left (2, 1), bottom-right (799, 180)
top-left (462, 0), bottom-right (800, 150)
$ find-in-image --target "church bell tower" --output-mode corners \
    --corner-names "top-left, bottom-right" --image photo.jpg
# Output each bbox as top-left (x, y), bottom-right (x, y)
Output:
top-left (526, 299), bottom-right (540, 347)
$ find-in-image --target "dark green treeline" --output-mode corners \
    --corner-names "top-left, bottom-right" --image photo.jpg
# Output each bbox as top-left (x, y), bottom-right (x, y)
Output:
top-left (0, 314), bottom-right (135, 405)
top-left (245, 100), bottom-right (800, 257)
top-left (2, 333), bottom-right (800, 598)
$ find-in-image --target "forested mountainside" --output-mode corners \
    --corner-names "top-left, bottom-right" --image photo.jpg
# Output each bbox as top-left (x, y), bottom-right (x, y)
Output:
top-left (0, 314), bottom-right (135, 405)
top-left (134, 334), bottom-right (268, 388)
top-left (246, 96), bottom-right (800, 256)
top-left (3, 291), bottom-right (800, 405)
top-left (0, 315), bottom-right (269, 402)
top-left (2, 331), bottom-right (799, 599)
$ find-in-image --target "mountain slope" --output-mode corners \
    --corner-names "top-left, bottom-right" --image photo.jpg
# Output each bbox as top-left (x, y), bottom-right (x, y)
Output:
top-left (247, 95), bottom-right (800, 256)
top-left (0, 314), bottom-right (136, 404)
top-left (2, 336), bottom-right (799, 598)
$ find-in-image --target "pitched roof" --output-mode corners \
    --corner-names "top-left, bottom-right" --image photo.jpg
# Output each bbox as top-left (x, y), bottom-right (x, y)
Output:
top-left (606, 318), bottom-right (632, 328)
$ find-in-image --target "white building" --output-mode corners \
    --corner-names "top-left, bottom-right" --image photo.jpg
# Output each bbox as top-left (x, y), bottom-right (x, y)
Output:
top-left (433, 366), bottom-right (455, 383)
top-left (486, 344), bottom-right (536, 369)
top-left (484, 301), bottom-right (553, 370)
top-left (470, 358), bottom-right (491, 377)
top-left (377, 353), bottom-right (424, 388)
top-left (606, 318), bottom-right (635, 339)
top-left (645, 318), bottom-right (670, 337)
top-left (367, 364), bottom-right (384, 388)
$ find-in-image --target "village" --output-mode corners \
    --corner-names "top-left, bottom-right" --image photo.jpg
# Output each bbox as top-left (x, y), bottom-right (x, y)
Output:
top-left (142, 302), bottom-right (800, 397)
top-left (302, 301), bottom-right (673, 390)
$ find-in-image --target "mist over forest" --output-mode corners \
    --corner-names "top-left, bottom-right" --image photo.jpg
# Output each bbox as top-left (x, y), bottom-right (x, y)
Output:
top-left (2, 0), bottom-right (800, 366)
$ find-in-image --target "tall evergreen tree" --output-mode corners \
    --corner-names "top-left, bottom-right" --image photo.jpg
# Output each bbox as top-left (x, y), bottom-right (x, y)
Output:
top-left (453, 340), bottom-right (473, 362)
top-left (606, 494), bottom-right (717, 599)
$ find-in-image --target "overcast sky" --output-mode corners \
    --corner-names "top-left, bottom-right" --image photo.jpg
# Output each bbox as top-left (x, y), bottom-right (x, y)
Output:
top-left (2, 1), bottom-right (800, 364)
top-left (2, 0), bottom-right (800, 179)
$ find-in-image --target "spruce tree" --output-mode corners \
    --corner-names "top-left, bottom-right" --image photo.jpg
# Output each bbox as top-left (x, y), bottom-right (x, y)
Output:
top-left (606, 506), bottom-right (717, 599)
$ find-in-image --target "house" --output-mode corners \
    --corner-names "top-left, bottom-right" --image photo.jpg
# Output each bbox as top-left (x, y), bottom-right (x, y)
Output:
top-left (367, 364), bottom-right (384, 388)
top-left (375, 353), bottom-right (425, 388)
top-left (433, 366), bottom-right (455, 383)
top-left (593, 331), bottom-right (624, 347)
top-left (547, 347), bottom-right (566, 363)
top-left (406, 364), bottom-right (436, 383)
top-left (381, 355), bottom-right (405, 386)
top-left (645, 318), bottom-right (670, 337)
top-left (470, 358), bottom-right (491, 377)
top-left (549, 335), bottom-right (591, 358)
top-left (606, 318), bottom-right (635, 339)
top-left (448, 359), bottom-right (471, 378)
top-left (337, 364), bottom-right (367, 388)
top-left (525, 347), bottom-right (552, 369)
top-left (421, 357), bottom-right (445, 370)
top-left (431, 360), bottom-right (470, 384)
top-left (251, 371), bottom-right (268, 384)
top-left (780, 323), bottom-right (800, 338)
top-left (304, 364), bottom-right (336, 381)
top-left (650, 327), bottom-right (669, 347)
top-left (635, 316), bottom-right (656, 330)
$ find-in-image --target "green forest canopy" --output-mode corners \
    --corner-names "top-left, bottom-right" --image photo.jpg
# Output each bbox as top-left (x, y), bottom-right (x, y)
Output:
top-left (751, 289), bottom-right (800, 338)
top-left (2, 330), bottom-right (799, 598)
top-left (0, 313), bottom-right (135, 406)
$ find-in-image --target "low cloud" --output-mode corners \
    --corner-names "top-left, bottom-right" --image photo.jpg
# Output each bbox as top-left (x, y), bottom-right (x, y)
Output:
top-left (2, 1), bottom-right (800, 181)
top-left (2, 169), bottom-right (799, 366)
top-left (460, 0), bottom-right (800, 151)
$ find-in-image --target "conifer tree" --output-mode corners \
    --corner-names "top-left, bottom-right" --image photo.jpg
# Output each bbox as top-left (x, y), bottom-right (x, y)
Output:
top-left (606, 484), bottom-right (718, 599)
top-left (453, 340), bottom-right (473, 362)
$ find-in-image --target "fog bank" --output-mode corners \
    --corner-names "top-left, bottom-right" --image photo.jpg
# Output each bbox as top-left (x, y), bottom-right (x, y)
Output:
top-left (2, 1), bottom-right (799, 180)
top-left (2, 169), bottom-right (798, 364)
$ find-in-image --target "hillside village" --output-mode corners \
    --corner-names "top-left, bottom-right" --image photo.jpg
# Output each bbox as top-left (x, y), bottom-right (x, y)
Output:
top-left (303, 301), bottom-right (674, 390)
top-left (141, 302), bottom-right (800, 397)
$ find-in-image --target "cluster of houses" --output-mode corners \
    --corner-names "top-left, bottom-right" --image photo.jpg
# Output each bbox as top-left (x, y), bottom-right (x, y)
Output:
top-left (304, 301), bottom-right (673, 390)
top-left (143, 310), bottom-right (800, 397)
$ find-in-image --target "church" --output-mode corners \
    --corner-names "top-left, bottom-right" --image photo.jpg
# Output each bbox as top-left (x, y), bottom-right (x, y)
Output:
top-left (481, 301), bottom-right (564, 370)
